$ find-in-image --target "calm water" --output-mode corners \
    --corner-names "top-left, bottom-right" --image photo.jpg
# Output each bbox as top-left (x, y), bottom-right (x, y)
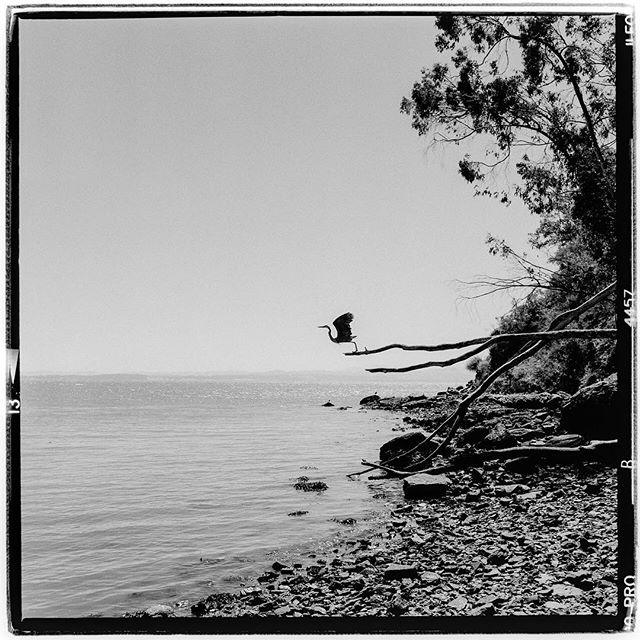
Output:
top-left (21, 374), bottom-right (448, 617)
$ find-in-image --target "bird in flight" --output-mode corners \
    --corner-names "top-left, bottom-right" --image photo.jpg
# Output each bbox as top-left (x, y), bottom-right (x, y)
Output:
top-left (318, 312), bottom-right (358, 351)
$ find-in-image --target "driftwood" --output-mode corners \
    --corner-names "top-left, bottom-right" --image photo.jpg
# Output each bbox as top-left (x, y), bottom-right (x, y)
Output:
top-left (346, 282), bottom-right (616, 477)
top-left (354, 440), bottom-right (618, 478)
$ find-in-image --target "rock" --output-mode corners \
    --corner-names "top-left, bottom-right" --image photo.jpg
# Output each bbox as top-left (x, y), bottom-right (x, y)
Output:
top-left (383, 563), bottom-right (419, 580)
top-left (293, 478), bottom-right (328, 492)
top-left (421, 571), bottom-right (441, 585)
top-left (579, 536), bottom-right (596, 552)
top-left (273, 605), bottom-right (292, 616)
top-left (403, 474), bottom-right (451, 499)
top-left (465, 490), bottom-right (482, 502)
top-left (560, 374), bottom-right (617, 440)
top-left (546, 434), bottom-right (583, 447)
top-left (470, 468), bottom-right (485, 483)
top-left (272, 561), bottom-right (288, 571)
top-left (585, 482), bottom-right (602, 495)
top-left (332, 517), bottom-right (356, 525)
top-left (322, 401), bottom-right (334, 407)
top-left (518, 491), bottom-right (542, 500)
top-left (257, 571), bottom-right (278, 583)
top-left (551, 583), bottom-right (584, 598)
top-left (481, 425), bottom-right (517, 449)
top-left (190, 601), bottom-right (207, 617)
top-left (503, 457), bottom-right (537, 474)
top-left (566, 570), bottom-right (592, 587)
top-left (487, 550), bottom-right (509, 565)
top-left (287, 510), bottom-right (308, 517)
top-left (495, 483), bottom-right (530, 496)
top-left (510, 427), bottom-right (543, 441)
top-left (467, 603), bottom-right (495, 616)
top-left (144, 604), bottom-right (174, 617)
top-left (448, 595), bottom-right (468, 611)
top-left (360, 394), bottom-right (381, 405)
top-left (380, 431), bottom-right (437, 470)
top-left (388, 596), bottom-right (410, 615)
top-left (458, 425), bottom-right (491, 446)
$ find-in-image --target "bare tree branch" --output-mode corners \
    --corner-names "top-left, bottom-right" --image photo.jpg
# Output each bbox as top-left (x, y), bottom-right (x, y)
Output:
top-left (346, 328), bottom-right (616, 359)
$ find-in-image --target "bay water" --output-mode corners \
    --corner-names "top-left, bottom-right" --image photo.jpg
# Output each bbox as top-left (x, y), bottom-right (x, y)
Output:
top-left (20, 374), bottom-right (450, 617)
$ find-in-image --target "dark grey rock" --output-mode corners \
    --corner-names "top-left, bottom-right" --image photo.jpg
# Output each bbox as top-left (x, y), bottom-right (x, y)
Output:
top-left (322, 401), bottom-right (334, 407)
top-left (481, 425), bottom-right (517, 449)
top-left (504, 457), bottom-right (537, 474)
top-left (360, 394), bottom-right (381, 405)
top-left (380, 431), bottom-right (437, 470)
top-left (487, 550), bottom-right (509, 565)
top-left (458, 425), bottom-right (491, 446)
top-left (384, 563), bottom-right (419, 580)
top-left (388, 596), bottom-right (410, 615)
top-left (403, 474), bottom-right (451, 499)
top-left (510, 427), bottom-right (543, 441)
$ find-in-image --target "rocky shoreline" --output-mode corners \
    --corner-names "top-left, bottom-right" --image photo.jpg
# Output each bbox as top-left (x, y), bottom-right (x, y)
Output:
top-left (126, 382), bottom-right (618, 620)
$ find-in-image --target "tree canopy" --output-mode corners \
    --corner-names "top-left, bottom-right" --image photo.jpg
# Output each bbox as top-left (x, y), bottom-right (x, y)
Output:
top-left (400, 15), bottom-right (616, 391)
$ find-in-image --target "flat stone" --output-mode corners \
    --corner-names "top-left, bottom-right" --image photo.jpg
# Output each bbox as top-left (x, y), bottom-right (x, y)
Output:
top-left (495, 483), bottom-right (530, 495)
top-left (421, 571), bottom-right (441, 585)
top-left (448, 595), bottom-right (468, 610)
top-left (403, 474), bottom-right (451, 499)
top-left (384, 563), bottom-right (419, 580)
top-left (467, 603), bottom-right (495, 616)
top-left (552, 583), bottom-right (584, 598)
top-left (546, 434), bottom-right (583, 447)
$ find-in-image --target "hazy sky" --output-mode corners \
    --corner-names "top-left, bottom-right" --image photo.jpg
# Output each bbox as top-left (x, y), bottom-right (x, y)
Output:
top-left (19, 15), bottom-right (543, 376)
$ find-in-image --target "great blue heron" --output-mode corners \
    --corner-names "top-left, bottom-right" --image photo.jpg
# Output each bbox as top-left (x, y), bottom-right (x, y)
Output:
top-left (318, 312), bottom-right (358, 351)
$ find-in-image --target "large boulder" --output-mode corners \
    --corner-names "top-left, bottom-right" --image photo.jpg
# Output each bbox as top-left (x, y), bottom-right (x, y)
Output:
top-left (560, 374), bottom-right (618, 441)
top-left (380, 432), bottom-right (437, 471)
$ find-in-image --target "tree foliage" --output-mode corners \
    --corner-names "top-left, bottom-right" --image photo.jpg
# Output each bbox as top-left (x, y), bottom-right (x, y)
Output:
top-left (401, 15), bottom-right (616, 282)
top-left (402, 15), bottom-right (617, 390)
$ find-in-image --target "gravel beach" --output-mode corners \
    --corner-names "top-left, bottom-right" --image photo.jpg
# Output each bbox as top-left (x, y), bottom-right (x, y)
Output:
top-left (127, 387), bottom-right (619, 620)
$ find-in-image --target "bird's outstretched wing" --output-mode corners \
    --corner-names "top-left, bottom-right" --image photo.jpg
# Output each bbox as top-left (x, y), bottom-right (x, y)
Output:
top-left (333, 312), bottom-right (354, 342)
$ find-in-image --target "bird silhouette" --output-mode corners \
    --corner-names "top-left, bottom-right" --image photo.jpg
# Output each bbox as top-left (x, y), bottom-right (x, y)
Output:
top-left (318, 312), bottom-right (358, 351)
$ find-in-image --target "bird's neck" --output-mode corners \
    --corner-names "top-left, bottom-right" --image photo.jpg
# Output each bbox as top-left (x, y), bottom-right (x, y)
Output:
top-left (321, 326), bottom-right (337, 342)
